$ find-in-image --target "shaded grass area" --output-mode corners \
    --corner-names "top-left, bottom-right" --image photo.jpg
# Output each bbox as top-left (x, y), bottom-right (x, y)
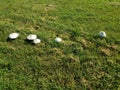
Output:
top-left (0, 0), bottom-right (120, 89)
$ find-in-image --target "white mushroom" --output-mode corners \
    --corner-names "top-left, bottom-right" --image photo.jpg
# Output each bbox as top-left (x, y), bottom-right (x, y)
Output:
top-left (55, 37), bottom-right (62, 42)
top-left (9, 33), bottom-right (19, 39)
top-left (99, 31), bottom-right (107, 37)
top-left (27, 34), bottom-right (37, 40)
top-left (33, 39), bottom-right (41, 44)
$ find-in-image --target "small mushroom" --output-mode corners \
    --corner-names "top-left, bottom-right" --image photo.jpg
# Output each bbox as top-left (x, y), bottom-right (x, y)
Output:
top-left (27, 34), bottom-right (37, 40)
top-left (9, 33), bottom-right (19, 39)
top-left (55, 37), bottom-right (62, 42)
top-left (33, 39), bottom-right (41, 44)
top-left (99, 31), bottom-right (107, 37)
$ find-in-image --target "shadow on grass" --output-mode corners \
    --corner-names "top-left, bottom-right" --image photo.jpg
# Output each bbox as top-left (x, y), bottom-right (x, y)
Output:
top-left (0, 63), bottom-right (11, 70)
top-left (24, 39), bottom-right (35, 46)
top-left (6, 38), bottom-right (36, 46)
top-left (50, 41), bottom-right (62, 48)
top-left (93, 35), bottom-right (105, 40)
top-left (6, 38), bottom-right (16, 42)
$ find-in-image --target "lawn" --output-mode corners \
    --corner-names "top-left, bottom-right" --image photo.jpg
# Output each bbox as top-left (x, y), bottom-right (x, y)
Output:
top-left (0, 0), bottom-right (120, 89)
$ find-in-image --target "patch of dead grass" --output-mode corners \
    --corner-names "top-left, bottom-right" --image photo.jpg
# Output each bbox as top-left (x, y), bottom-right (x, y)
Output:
top-left (109, 2), bottom-right (120, 6)
top-left (79, 38), bottom-right (92, 48)
top-left (99, 47), bottom-right (112, 56)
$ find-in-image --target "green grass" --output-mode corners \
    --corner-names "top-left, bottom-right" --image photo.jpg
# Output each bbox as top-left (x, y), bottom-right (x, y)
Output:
top-left (0, 0), bottom-right (120, 89)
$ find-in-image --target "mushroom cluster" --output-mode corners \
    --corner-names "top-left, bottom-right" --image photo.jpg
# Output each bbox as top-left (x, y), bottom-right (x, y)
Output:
top-left (8, 31), bottom-right (107, 45)
top-left (27, 34), bottom-right (41, 44)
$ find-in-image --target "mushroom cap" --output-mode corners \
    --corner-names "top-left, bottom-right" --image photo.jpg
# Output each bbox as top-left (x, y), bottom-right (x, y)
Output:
top-left (9, 33), bottom-right (19, 39)
top-left (33, 39), bottom-right (41, 44)
top-left (99, 31), bottom-right (107, 37)
top-left (27, 34), bottom-right (37, 40)
top-left (55, 37), bottom-right (62, 42)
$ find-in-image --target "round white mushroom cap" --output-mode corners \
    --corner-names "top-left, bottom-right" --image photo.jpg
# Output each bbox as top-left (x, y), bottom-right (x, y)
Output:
top-left (55, 37), bottom-right (62, 42)
top-left (33, 39), bottom-right (41, 44)
top-left (99, 31), bottom-right (107, 37)
top-left (27, 34), bottom-right (37, 40)
top-left (9, 33), bottom-right (19, 39)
